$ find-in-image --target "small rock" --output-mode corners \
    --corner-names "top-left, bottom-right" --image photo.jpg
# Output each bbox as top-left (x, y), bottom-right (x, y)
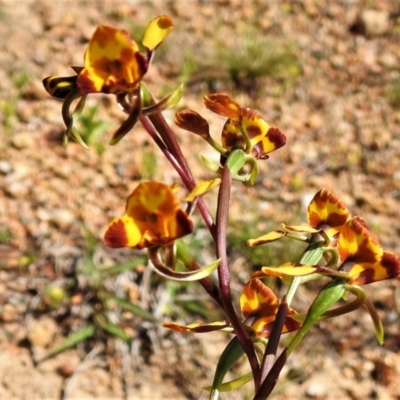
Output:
top-left (12, 132), bottom-right (36, 149)
top-left (306, 381), bottom-right (326, 398)
top-left (0, 160), bottom-right (12, 174)
top-left (360, 9), bottom-right (390, 36)
top-left (27, 317), bottom-right (58, 348)
top-left (48, 209), bottom-right (75, 228)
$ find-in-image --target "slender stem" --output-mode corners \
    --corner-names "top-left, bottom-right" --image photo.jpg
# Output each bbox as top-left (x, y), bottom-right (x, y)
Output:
top-left (139, 116), bottom-right (186, 178)
top-left (286, 236), bottom-right (324, 305)
top-left (145, 111), bottom-right (216, 238)
top-left (216, 165), bottom-right (260, 389)
top-left (259, 296), bottom-right (288, 383)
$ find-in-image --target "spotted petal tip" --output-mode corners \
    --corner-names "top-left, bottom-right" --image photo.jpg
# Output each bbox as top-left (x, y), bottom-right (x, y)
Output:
top-left (142, 15), bottom-right (173, 51)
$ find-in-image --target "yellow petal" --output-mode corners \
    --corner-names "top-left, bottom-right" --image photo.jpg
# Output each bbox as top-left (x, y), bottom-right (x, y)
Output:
top-left (282, 224), bottom-right (320, 234)
top-left (142, 15), bottom-right (173, 51)
top-left (254, 263), bottom-right (317, 278)
top-left (163, 320), bottom-right (228, 333)
top-left (240, 279), bottom-right (278, 320)
top-left (247, 230), bottom-right (287, 247)
top-left (338, 218), bottom-right (400, 285)
top-left (185, 178), bottom-right (221, 202)
top-left (307, 189), bottom-right (351, 237)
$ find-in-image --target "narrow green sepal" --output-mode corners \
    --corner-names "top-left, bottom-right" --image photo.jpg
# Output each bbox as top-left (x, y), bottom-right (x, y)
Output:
top-left (363, 297), bottom-right (385, 345)
top-left (61, 91), bottom-right (89, 149)
top-left (203, 371), bottom-right (253, 393)
top-left (151, 257), bottom-right (221, 281)
top-left (200, 153), bottom-right (222, 173)
top-left (140, 83), bottom-right (152, 107)
top-left (244, 155), bottom-right (259, 186)
top-left (142, 84), bottom-right (184, 115)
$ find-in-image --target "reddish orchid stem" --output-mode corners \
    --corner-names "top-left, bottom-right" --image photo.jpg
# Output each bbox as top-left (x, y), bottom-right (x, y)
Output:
top-left (144, 111), bottom-right (216, 238)
top-left (139, 116), bottom-right (186, 178)
top-left (216, 165), bottom-right (261, 389)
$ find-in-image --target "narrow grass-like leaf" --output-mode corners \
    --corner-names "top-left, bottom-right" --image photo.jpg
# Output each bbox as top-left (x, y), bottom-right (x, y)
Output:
top-left (100, 258), bottom-right (147, 276)
top-left (38, 325), bottom-right (96, 363)
top-left (203, 371), bottom-right (253, 392)
top-left (94, 315), bottom-right (131, 342)
top-left (209, 336), bottom-right (246, 399)
top-left (106, 296), bottom-right (157, 322)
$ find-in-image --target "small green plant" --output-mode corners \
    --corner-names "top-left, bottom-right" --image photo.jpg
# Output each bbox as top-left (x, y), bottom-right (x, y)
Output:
top-left (0, 229), bottom-right (13, 243)
top-left (228, 218), bottom-right (306, 269)
top-left (385, 74), bottom-right (400, 107)
top-left (75, 105), bottom-right (111, 153)
top-left (140, 147), bottom-right (159, 179)
top-left (1, 70), bottom-right (29, 130)
top-left (34, 229), bottom-right (156, 364)
top-left (178, 29), bottom-right (300, 93)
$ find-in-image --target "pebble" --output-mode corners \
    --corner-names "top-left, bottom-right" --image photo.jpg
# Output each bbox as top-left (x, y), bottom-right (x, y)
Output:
top-left (12, 132), bottom-right (36, 149)
top-left (37, 208), bottom-right (75, 228)
top-left (0, 160), bottom-right (12, 174)
top-left (360, 9), bottom-right (390, 36)
top-left (306, 382), bottom-right (326, 398)
top-left (27, 317), bottom-right (58, 348)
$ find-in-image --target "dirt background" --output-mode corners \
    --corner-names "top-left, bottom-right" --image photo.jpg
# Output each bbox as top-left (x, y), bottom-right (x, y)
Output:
top-left (1, 0), bottom-right (400, 399)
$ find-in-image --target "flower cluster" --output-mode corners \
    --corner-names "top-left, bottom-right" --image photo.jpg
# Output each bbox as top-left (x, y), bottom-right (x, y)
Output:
top-left (42, 14), bottom-right (400, 399)
top-left (250, 189), bottom-right (400, 286)
top-left (175, 93), bottom-right (286, 185)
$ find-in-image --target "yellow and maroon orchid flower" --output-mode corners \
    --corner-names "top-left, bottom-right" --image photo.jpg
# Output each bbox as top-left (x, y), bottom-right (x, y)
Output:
top-left (240, 279), bottom-right (301, 337)
top-left (164, 279), bottom-right (301, 338)
top-left (251, 217), bottom-right (400, 286)
top-left (305, 188), bottom-right (352, 239)
top-left (248, 189), bottom-right (352, 247)
top-left (77, 16), bottom-right (172, 95)
top-left (175, 93), bottom-right (286, 161)
top-left (76, 25), bottom-right (148, 95)
top-left (337, 217), bottom-right (400, 285)
top-left (104, 181), bottom-right (192, 250)
top-left (204, 93), bottom-right (286, 160)
top-left (43, 16), bottom-right (174, 146)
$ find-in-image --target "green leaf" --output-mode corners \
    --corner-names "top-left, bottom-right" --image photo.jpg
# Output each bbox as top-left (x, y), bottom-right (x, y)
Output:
top-left (287, 279), bottom-right (345, 355)
top-left (100, 258), bottom-right (147, 276)
top-left (106, 296), bottom-right (157, 322)
top-left (204, 371), bottom-right (253, 393)
top-left (38, 325), bottom-right (96, 363)
top-left (200, 153), bottom-right (222, 173)
top-left (209, 336), bottom-right (246, 399)
top-left (143, 84), bottom-right (184, 115)
top-left (94, 314), bottom-right (131, 342)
